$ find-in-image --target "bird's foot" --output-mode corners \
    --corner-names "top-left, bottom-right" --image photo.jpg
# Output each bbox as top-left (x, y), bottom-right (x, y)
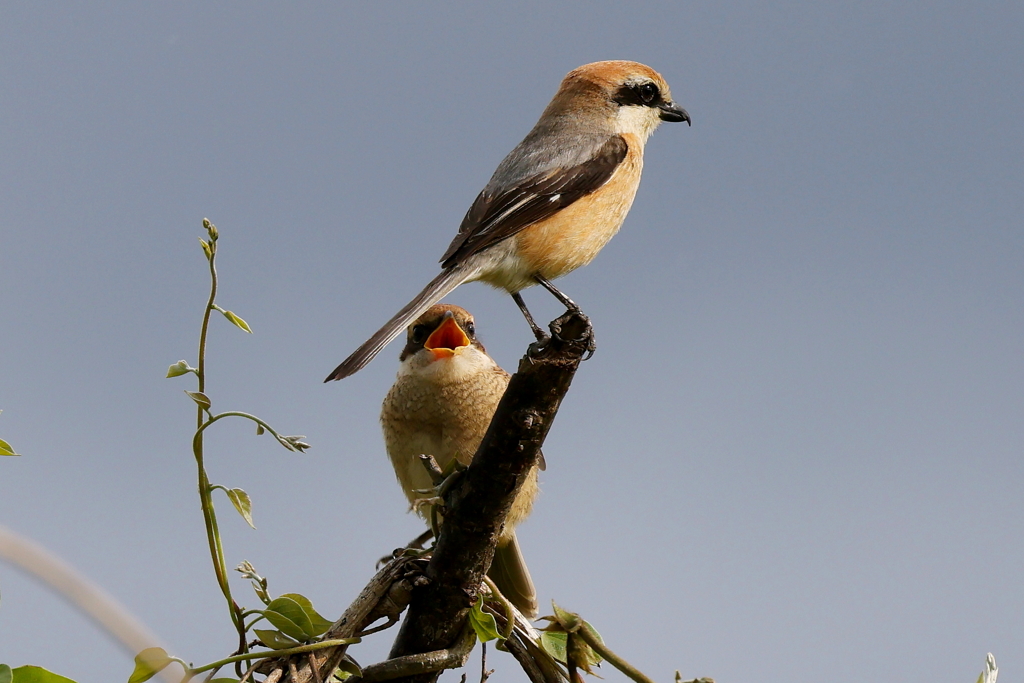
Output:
top-left (526, 332), bottom-right (552, 360)
top-left (526, 309), bottom-right (596, 361)
top-left (553, 308), bottom-right (596, 360)
top-left (411, 496), bottom-right (445, 514)
top-left (413, 456), bottom-right (468, 537)
top-left (573, 312), bottom-right (597, 360)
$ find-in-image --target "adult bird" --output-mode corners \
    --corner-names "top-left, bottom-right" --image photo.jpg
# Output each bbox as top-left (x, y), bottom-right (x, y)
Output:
top-left (380, 304), bottom-right (542, 617)
top-left (327, 60), bottom-right (689, 381)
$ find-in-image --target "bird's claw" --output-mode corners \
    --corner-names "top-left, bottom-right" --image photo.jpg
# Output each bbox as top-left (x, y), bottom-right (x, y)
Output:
top-left (557, 309), bottom-right (596, 360)
top-left (528, 309), bottom-right (598, 361)
top-left (412, 496), bottom-right (445, 514)
top-left (581, 331), bottom-right (597, 361)
top-left (576, 317), bottom-right (596, 360)
top-left (526, 333), bottom-right (552, 360)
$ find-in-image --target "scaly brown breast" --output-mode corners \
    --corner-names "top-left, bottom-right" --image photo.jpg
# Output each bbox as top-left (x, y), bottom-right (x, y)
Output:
top-left (380, 364), bottom-right (539, 539)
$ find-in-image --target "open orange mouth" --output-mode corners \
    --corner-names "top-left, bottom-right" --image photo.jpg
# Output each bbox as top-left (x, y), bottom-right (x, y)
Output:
top-left (424, 315), bottom-right (471, 359)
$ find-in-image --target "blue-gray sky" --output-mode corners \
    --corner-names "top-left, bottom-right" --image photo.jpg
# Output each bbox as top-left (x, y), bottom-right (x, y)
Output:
top-left (2, 3), bottom-right (1022, 682)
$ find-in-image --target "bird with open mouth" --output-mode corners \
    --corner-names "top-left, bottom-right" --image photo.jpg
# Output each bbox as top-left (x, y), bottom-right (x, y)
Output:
top-left (380, 304), bottom-right (542, 618)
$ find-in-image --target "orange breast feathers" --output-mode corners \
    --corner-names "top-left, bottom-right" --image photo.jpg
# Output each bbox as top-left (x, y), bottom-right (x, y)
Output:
top-left (514, 135), bottom-right (644, 281)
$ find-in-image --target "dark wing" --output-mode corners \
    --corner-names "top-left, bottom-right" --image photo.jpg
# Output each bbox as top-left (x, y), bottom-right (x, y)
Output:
top-left (440, 135), bottom-right (628, 269)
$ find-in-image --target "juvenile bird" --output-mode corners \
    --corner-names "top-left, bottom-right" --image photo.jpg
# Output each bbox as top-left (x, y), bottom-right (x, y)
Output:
top-left (380, 304), bottom-right (541, 617)
top-left (326, 60), bottom-right (689, 381)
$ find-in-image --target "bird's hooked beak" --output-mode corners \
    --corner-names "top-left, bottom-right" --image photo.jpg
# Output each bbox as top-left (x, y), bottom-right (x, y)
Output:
top-left (423, 312), bottom-right (471, 359)
top-left (658, 101), bottom-right (691, 125)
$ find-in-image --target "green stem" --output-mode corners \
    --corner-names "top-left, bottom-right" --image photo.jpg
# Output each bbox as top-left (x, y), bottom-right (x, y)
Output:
top-left (188, 409), bottom-right (288, 634)
top-left (194, 411), bottom-right (285, 440)
top-left (243, 613), bottom-right (267, 630)
top-left (196, 237), bottom-right (217, 414)
top-left (575, 621), bottom-right (656, 683)
top-left (185, 638), bottom-right (362, 677)
top-left (192, 235), bottom-right (246, 653)
top-left (196, 432), bottom-right (244, 649)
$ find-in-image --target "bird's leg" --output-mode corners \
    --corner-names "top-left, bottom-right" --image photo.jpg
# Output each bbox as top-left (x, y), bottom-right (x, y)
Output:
top-left (512, 291), bottom-right (556, 360)
top-left (534, 276), bottom-right (596, 359)
top-left (535, 275), bottom-right (581, 312)
top-left (511, 291), bottom-right (549, 342)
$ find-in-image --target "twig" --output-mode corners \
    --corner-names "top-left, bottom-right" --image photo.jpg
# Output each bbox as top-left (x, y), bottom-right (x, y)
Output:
top-left (308, 651), bottom-right (323, 683)
top-left (480, 642), bottom-right (493, 683)
top-left (358, 624), bottom-right (475, 682)
top-left (237, 660), bottom-right (260, 683)
top-left (0, 526), bottom-right (179, 683)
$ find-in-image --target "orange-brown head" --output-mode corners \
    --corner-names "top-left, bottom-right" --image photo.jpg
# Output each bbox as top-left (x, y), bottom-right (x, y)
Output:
top-left (543, 60), bottom-right (690, 141)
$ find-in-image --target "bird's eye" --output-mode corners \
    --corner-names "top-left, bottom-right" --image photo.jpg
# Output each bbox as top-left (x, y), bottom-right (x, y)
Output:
top-left (465, 320), bottom-right (476, 338)
top-left (411, 324), bottom-right (429, 344)
top-left (637, 82), bottom-right (659, 104)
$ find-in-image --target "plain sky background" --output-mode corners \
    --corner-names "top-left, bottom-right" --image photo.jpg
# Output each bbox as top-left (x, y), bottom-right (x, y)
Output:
top-left (1, 3), bottom-right (1022, 682)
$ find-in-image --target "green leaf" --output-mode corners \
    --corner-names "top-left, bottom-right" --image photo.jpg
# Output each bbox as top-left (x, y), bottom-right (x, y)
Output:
top-left (0, 664), bottom-right (11, 683)
top-left (551, 602), bottom-right (575, 628)
top-left (199, 237), bottom-right (212, 259)
top-left (0, 438), bottom-right (20, 457)
top-left (262, 594), bottom-right (333, 641)
top-left (264, 596), bottom-right (312, 641)
top-left (333, 657), bottom-right (362, 681)
top-left (579, 621), bottom-right (604, 665)
top-left (468, 597), bottom-right (501, 643)
top-left (254, 629), bottom-right (301, 650)
top-left (127, 648), bottom-right (173, 683)
top-left (220, 309), bottom-right (252, 333)
top-left (539, 631), bottom-right (568, 663)
top-left (255, 424), bottom-right (265, 435)
top-left (165, 360), bottom-right (195, 378)
top-left (225, 488), bottom-right (256, 529)
top-left (276, 593), bottom-right (333, 637)
top-left (9, 666), bottom-right (77, 683)
top-left (184, 390), bottom-right (211, 411)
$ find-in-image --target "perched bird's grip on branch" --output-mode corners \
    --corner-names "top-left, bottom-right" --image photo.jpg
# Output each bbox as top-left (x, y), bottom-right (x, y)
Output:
top-left (386, 310), bottom-right (592, 682)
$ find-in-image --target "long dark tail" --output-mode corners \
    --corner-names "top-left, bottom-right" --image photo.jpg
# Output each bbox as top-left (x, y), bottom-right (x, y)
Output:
top-left (324, 267), bottom-right (468, 381)
top-left (489, 532), bottom-right (538, 619)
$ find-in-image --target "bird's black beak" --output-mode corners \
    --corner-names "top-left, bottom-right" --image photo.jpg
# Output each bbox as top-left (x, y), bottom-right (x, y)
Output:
top-left (658, 101), bottom-right (691, 125)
